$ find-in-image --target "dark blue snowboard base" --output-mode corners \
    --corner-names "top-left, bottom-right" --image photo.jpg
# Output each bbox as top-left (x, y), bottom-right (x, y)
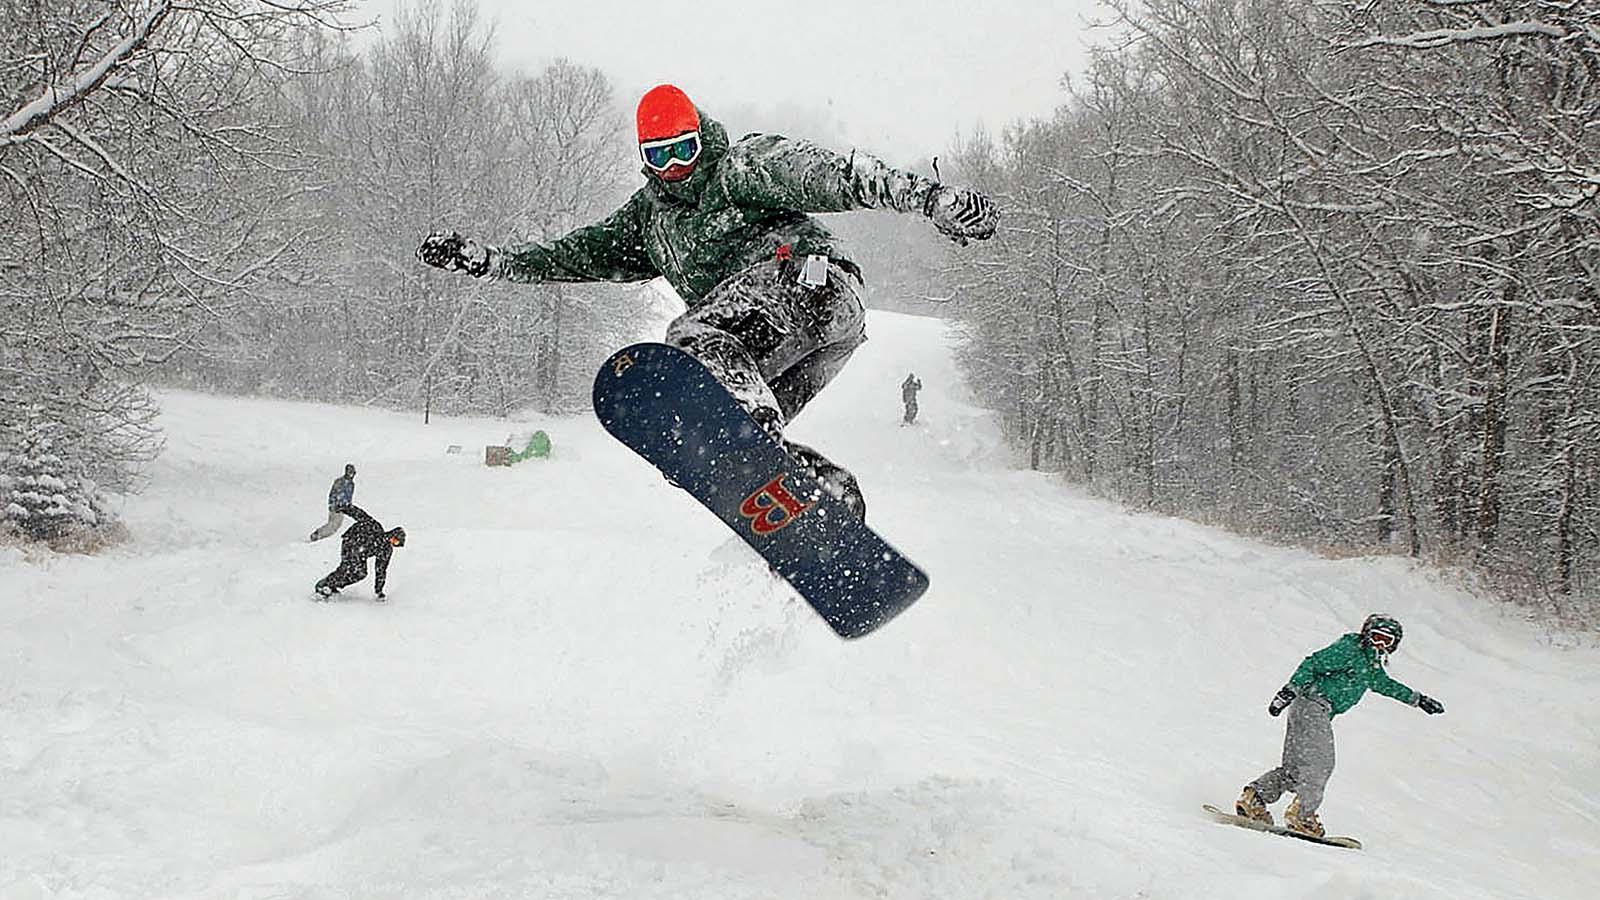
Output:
top-left (593, 342), bottom-right (928, 639)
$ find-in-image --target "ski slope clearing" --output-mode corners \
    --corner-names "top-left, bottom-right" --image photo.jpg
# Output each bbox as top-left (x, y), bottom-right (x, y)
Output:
top-left (2, 310), bottom-right (1596, 899)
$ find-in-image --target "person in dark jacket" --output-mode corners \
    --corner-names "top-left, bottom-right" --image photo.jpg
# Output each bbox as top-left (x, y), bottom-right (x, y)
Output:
top-left (417, 84), bottom-right (996, 520)
top-left (1234, 614), bottom-right (1445, 837)
top-left (901, 373), bottom-right (922, 424)
top-left (314, 504), bottom-right (405, 600)
top-left (308, 464), bottom-right (357, 542)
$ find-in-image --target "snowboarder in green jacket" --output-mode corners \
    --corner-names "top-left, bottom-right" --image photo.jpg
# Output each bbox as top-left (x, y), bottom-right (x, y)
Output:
top-left (1235, 614), bottom-right (1445, 837)
top-left (416, 84), bottom-right (996, 519)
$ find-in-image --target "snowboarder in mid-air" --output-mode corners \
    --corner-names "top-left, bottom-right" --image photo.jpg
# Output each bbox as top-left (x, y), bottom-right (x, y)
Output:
top-left (314, 504), bottom-right (405, 601)
top-left (308, 463), bottom-right (356, 542)
top-left (417, 84), bottom-right (996, 520)
top-left (901, 372), bottom-right (922, 424)
top-left (1235, 614), bottom-right (1445, 837)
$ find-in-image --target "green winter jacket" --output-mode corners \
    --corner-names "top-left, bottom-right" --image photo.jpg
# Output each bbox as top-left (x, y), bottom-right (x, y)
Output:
top-left (489, 111), bottom-right (938, 305)
top-left (1289, 633), bottom-right (1419, 717)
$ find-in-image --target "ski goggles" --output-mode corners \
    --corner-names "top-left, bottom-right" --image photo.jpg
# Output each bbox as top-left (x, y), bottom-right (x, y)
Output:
top-left (1367, 629), bottom-right (1398, 651)
top-left (640, 131), bottom-right (701, 171)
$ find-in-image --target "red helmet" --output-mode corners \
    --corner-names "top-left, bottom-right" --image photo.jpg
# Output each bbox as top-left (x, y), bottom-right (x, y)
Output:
top-left (636, 84), bottom-right (701, 182)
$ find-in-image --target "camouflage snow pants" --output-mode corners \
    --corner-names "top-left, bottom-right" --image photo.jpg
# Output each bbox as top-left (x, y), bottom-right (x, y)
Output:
top-left (664, 257), bottom-right (867, 434)
top-left (1250, 693), bottom-right (1336, 814)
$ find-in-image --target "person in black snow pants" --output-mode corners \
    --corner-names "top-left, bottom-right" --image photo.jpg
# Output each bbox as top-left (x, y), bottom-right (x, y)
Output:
top-left (417, 84), bottom-right (997, 521)
top-left (308, 463), bottom-right (356, 541)
top-left (314, 504), bottom-right (405, 601)
top-left (901, 372), bottom-right (922, 424)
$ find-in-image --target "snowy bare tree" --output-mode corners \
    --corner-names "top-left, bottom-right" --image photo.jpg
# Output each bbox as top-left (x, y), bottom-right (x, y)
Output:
top-left (1, 1), bottom-right (355, 499)
top-left (0, 409), bottom-right (109, 543)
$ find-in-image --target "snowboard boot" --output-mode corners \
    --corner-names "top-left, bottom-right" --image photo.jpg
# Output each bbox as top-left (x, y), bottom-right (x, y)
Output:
top-left (783, 440), bottom-right (866, 521)
top-left (1235, 785), bottom-right (1273, 826)
top-left (750, 405), bottom-right (785, 443)
top-left (1284, 796), bottom-right (1324, 838)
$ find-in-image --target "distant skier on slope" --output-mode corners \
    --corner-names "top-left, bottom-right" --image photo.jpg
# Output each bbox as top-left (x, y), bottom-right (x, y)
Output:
top-left (1234, 614), bottom-right (1445, 837)
top-left (308, 463), bottom-right (356, 542)
top-left (901, 372), bottom-right (922, 424)
top-left (417, 83), bottom-right (996, 520)
top-left (314, 504), bottom-right (405, 601)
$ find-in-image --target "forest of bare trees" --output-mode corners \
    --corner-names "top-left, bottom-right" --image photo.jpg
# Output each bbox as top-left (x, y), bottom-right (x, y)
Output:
top-left (1, 0), bottom-right (650, 538)
top-left (944, 0), bottom-right (1600, 615)
top-left (163, 0), bottom-right (655, 415)
top-left (2, 0), bottom-right (356, 490)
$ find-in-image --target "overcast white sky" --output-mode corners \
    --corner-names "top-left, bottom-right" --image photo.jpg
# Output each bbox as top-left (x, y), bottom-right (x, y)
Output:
top-left (352, 0), bottom-right (1109, 166)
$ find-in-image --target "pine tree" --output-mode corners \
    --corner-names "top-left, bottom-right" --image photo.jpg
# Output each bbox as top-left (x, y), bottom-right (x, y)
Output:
top-left (0, 415), bottom-right (109, 542)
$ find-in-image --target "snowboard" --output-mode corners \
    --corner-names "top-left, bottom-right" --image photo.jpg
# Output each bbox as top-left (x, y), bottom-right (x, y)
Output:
top-left (312, 590), bottom-right (387, 603)
top-left (592, 342), bottom-right (929, 639)
top-left (1202, 804), bottom-right (1362, 850)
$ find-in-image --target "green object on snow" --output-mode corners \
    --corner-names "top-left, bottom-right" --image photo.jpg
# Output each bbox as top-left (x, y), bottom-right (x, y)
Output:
top-left (508, 430), bottom-right (551, 463)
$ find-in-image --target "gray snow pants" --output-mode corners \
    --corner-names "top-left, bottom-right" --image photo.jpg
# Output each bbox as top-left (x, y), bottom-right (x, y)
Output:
top-left (664, 257), bottom-right (867, 433)
top-left (1251, 693), bottom-right (1336, 814)
top-left (309, 507), bottom-right (346, 542)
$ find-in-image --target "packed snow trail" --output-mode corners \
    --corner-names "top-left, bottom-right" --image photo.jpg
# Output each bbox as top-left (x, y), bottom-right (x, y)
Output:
top-left (1, 310), bottom-right (1596, 899)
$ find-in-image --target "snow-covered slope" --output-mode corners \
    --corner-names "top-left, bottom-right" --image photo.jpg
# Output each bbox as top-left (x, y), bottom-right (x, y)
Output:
top-left (2, 311), bottom-right (1595, 899)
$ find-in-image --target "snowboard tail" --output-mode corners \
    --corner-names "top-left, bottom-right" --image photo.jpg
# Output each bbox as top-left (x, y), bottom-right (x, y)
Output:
top-left (593, 342), bottom-right (928, 639)
top-left (1202, 804), bottom-right (1361, 849)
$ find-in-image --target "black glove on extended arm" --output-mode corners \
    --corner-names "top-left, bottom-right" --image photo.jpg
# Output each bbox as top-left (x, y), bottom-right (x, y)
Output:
top-left (923, 186), bottom-right (997, 244)
top-left (418, 231), bottom-right (493, 277)
top-left (1417, 694), bottom-right (1444, 715)
top-left (1268, 686), bottom-right (1297, 717)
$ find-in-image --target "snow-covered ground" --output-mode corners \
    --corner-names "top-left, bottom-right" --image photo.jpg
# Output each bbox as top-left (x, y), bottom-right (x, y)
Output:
top-left (2, 310), bottom-right (1596, 899)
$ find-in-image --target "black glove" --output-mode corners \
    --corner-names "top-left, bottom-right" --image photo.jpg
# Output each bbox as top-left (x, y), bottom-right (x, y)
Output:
top-left (923, 185), bottom-right (997, 244)
top-left (1417, 694), bottom-right (1444, 715)
top-left (417, 231), bottom-right (492, 277)
top-left (1268, 686), bottom-right (1296, 717)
